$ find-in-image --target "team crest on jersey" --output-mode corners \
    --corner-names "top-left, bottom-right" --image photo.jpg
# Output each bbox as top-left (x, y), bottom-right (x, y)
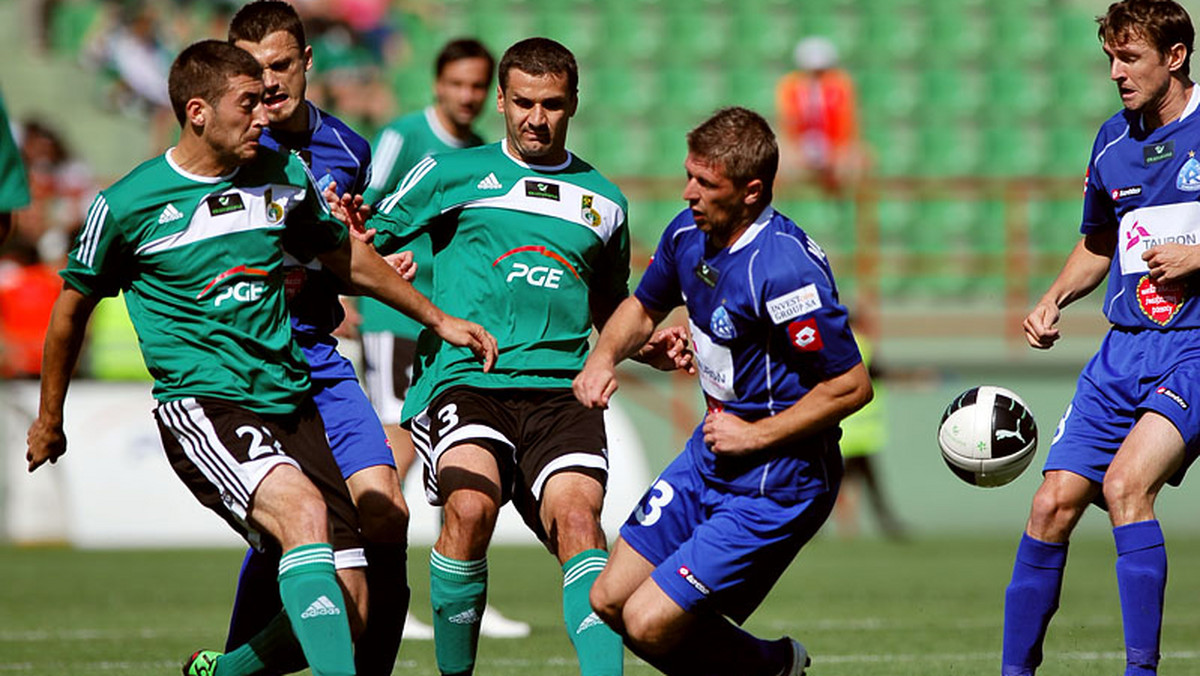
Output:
top-left (1137, 274), bottom-right (1187, 325)
top-left (1177, 151), bottom-right (1200, 191)
top-left (581, 194), bottom-right (601, 227)
top-left (711, 306), bottom-right (735, 340)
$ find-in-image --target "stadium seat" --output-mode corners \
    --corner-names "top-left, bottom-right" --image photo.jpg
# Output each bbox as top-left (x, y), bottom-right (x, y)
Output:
top-left (989, 5), bottom-right (1052, 64)
top-left (915, 123), bottom-right (982, 177)
top-left (863, 122), bottom-right (918, 177)
top-left (921, 3), bottom-right (988, 63)
top-left (857, 7), bottom-right (923, 65)
top-left (918, 67), bottom-right (984, 123)
top-left (983, 66), bottom-right (1050, 123)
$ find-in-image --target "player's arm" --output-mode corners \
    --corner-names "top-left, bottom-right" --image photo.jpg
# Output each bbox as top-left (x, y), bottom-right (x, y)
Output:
top-left (27, 286), bottom-right (100, 472)
top-left (1024, 226), bottom-right (1115, 349)
top-left (317, 237), bottom-right (496, 371)
top-left (574, 295), bottom-right (671, 409)
top-left (703, 361), bottom-right (873, 457)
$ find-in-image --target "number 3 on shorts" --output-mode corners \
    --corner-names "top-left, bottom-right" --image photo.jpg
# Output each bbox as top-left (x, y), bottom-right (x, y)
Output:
top-left (635, 479), bottom-right (675, 527)
top-left (437, 403), bottom-right (460, 435)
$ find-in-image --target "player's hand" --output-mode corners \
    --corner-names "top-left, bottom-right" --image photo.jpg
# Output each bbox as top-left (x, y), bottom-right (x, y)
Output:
top-left (432, 315), bottom-right (499, 372)
top-left (702, 411), bottom-right (763, 456)
top-left (633, 325), bottom-right (696, 373)
top-left (1143, 244), bottom-right (1200, 283)
top-left (1023, 300), bottom-right (1061, 350)
top-left (384, 250), bottom-right (417, 281)
top-left (573, 359), bottom-right (619, 409)
top-left (324, 182), bottom-right (375, 243)
top-left (26, 416), bottom-right (66, 472)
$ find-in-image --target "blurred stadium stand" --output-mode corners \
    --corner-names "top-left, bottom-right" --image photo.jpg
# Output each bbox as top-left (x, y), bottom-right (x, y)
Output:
top-left (1, 0), bottom-right (1116, 365)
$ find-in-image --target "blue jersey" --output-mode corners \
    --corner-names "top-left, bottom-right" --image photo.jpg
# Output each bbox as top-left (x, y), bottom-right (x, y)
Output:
top-left (636, 205), bottom-right (862, 499)
top-left (259, 102), bottom-right (372, 378)
top-left (1083, 85), bottom-right (1200, 329)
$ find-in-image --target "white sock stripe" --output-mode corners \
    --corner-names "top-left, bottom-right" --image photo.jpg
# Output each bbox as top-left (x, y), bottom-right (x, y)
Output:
top-left (430, 551), bottom-right (487, 575)
top-left (279, 554), bottom-right (335, 575)
top-left (563, 559), bottom-right (608, 587)
top-left (280, 547), bottom-right (336, 569)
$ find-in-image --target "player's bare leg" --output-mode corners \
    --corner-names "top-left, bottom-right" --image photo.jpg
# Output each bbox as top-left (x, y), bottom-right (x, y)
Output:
top-left (1103, 412), bottom-right (1186, 676)
top-left (346, 463), bottom-right (411, 674)
top-left (430, 444), bottom-right (502, 676)
top-left (540, 471), bottom-right (623, 675)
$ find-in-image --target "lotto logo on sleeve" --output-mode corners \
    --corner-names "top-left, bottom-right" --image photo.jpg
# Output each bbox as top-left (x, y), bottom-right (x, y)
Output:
top-left (788, 319), bottom-right (823, 352)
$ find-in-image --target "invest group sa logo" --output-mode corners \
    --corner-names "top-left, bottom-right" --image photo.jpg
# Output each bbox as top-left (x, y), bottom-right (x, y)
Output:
top-left (493, 245), bottom-right (580, 289)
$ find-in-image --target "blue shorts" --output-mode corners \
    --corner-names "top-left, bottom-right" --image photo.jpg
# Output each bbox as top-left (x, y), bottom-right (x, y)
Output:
top-left (312, 375), bottom-right (395, 479)
top-left (620, 451), bottom-right (837, 624)
top-left (1045, 327), bottom-right (1200, 487)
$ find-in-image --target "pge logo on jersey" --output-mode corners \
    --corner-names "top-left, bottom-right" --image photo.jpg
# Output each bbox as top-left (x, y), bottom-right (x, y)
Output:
top-left (197, 264), bottom-right (270, 307)
top-left (494, 245), bottom-right (580, 289)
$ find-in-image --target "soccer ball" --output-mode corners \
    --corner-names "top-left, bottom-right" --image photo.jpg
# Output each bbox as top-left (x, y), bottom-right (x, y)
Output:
top-left (938, 385), bottom-right (1038, 487)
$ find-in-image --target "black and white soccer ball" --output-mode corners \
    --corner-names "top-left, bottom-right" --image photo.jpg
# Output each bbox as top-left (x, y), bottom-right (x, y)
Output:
top-left (938, 385), bottom-right (1038, 487)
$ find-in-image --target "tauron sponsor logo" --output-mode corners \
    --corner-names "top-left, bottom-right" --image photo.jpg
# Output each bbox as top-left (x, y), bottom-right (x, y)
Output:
top-left (677, 566), bottom-right (711, 596)
top-left (525, 180), bottom-right (560, 201)
top-left (1157, 386), bottom-right (1189, 409)
top-left (1111, 186), bottom-right (1142, 200)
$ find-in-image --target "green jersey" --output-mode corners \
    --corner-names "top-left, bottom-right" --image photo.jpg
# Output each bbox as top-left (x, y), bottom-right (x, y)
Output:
top-left (61, 149), bottom-right (347, 414)
top-left (360, 107), bottom-right (484, 339)
top-left (369, 141), bottom-right (630, 421)
top-left (0, 93), bottom-right (30, 211)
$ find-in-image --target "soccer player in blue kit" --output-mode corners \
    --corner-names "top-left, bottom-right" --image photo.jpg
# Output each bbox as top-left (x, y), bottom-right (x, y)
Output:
top-left (574, 106), bottom-right (873, 676)
top-left (1004, 2), bottom-right (1200, 675)
top-left (223, 3), bottom-right (412, 674)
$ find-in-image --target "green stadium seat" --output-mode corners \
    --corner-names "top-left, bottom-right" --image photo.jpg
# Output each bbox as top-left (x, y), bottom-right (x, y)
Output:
top-left (858, 8), bottom-right (923, 65)
top-left (1042, 124), bottom-right (1094, 178)
top-left (537, 6), bottom-right (601, 62)
top-left (914, 123), bottom-right (982, 177)
top-left (856, 66), bottom-right (919, 124)
top-left (917, 67), bottom-right (984, 123)
top-left (726, 65), bottom-right (780, 116)
top-left (982, 67), bottom-right (1050, 122)
top-left (989, 6), bottom-right (1052, 64)
top-left (728, 2), bottom-right (800, 65)
top-left (659, 65), bottom-right (726, 120)
top-left (598, 3), bottom-right (665, 63)
top-left (981, 124), bottom-right (1042, 177)
top-left (660, 5), bottom-right (733, 65)
top-left (1028, 199), bottom-right (1084, 253)
top-left (863, 122), bottom-right (918, 177)
top-left (920, 4), bottom-right (988, 63)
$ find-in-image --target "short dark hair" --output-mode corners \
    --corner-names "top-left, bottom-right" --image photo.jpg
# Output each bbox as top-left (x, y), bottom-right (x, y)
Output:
top-left (168, 40), bottom-right (263, 125)
top-left (498, 37), bottom-right (577, 96)
top-left (228, 0), bottom-right (307, 52)
top-left (687, 107), bottom-right (779, 202)
top-left (1098, 0), bottom-right (1194, 77)
top-left (436, 38), bottom-right (495, 82)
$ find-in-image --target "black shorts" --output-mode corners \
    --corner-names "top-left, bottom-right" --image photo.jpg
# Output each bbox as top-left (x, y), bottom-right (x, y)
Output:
top-left (408, 386), bottom-right (608, 541)
top-left (155, 396), bottom-right (364, 560)
top-left (361, 332), bottom-right (418, 425)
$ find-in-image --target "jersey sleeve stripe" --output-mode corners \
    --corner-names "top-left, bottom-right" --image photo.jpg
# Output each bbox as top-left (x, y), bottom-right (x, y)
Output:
top-left (328, 127), bottom-right (365, 188)
top-left (379, 155), bottom-right (436, 214)
top-left (367, 129), bottom-right (403, 191)
top-left (77, 195), bottom-right (110, 268)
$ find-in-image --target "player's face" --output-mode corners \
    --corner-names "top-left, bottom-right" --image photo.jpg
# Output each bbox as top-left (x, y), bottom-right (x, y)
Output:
top-left (682, 152), bottom-right (760, 243)
top-left (1104, 34), bottom-right (1175, 113)
top-left (234, 31), bottom-right (311, 132)
top-left (498, 68), bottom-right (577, 165)
top-left (435, 57), bottom-right (492, 130)
top-left (203, 74), bottom-right (268, 165)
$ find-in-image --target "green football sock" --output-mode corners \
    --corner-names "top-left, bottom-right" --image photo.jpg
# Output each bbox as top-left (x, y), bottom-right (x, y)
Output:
top-left (277, 543), bottom-right (355, 676)
top-left (562, 549), bottom-right (624, 676)
top-left (213, 611), bottom-right (300, 675)
top-left (430, 549), bottom-right (487, 676)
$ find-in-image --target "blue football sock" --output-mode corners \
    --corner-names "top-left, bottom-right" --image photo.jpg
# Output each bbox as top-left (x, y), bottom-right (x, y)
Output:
top-left (1002, 533), bottom-right (1068, 676)
top-left (1114, 520), bottom-right (1166, 676)
top-left (225, 548), bottom-right (284, 652)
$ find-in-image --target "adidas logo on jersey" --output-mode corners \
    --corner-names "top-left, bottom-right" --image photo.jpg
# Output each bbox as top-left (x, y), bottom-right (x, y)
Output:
top-left (576, 612), bottom-right (605, 634)
top-left (300, 595), bottom-right (342, 619)
top-left (158, 203), bottom-right (184, 224)
top-left (448, 608), bottom-right (481, 625)
top-left (477, 173), bottom-right (503, 190)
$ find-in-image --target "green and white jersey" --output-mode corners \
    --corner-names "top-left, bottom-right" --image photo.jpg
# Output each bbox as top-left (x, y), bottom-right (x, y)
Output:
top-left (369, 141), bottom-right (630, 421)
top-left (360, 107), bottom-right (484, 339)
top-left (61, 148), bottom-right (347, 414)
top-left (0, 94), bottom-right (30, 211)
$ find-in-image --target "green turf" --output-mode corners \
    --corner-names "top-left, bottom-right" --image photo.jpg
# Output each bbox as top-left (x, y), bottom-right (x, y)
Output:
top-left (3, 537), bottom-right (1200, 675)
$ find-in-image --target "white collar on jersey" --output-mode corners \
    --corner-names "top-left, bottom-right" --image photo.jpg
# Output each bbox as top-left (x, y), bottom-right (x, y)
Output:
top-left (164, 147), bottom-right (241, 183)
top-left (729, 205), bottom-right (777, 254)
top-left (500, 137), bottom-right (574, 172)
top-left (425, 106), bottom-right (474, 149)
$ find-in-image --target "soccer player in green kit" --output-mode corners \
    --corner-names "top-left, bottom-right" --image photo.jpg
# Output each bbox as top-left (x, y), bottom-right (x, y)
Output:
top-left (25, 40), bottom-right (496, 676)
top-left (357, 37), bottom-right (685, 676)
top-left (0, 90), bottom-right (30, 243)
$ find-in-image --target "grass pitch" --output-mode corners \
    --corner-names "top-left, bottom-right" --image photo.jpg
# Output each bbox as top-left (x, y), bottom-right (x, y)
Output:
top-left (3, 535), bottom-right (1200, 675)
